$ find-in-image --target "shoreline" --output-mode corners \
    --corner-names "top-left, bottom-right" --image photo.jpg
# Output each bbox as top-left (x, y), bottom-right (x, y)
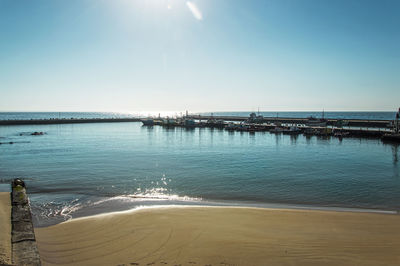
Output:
top-left (31, 196), bottom-right (400, 228)
top-left (35, 205), bottom-right (400, 266)
top-left (45, 204), bottom-right (400, 225)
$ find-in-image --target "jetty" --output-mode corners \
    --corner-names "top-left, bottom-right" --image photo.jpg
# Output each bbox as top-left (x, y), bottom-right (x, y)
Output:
top-left (0, 179), bottom-right (41, 265)
top-left (0, 117), bottom-right (141, 126)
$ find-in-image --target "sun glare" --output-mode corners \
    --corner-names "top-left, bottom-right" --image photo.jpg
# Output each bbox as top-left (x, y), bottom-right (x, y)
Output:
top-left (186, 1), bottom-right (202, 20)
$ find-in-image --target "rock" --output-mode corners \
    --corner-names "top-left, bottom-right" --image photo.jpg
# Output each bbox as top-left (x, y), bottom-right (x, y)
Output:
top-left (30, 132), bottom-right (44, 136)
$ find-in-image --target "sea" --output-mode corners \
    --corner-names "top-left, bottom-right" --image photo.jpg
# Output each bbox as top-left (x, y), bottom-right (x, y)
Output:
top-left (0, 111), bottom-right (399, 227)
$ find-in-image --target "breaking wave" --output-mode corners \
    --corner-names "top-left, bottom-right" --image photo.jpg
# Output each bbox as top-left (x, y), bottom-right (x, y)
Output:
top-left (32, 192), bottom-right (202, 227)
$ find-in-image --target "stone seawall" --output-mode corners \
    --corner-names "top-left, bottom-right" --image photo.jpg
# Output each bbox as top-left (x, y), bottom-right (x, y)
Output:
top-left (0, 118), bottom-right (141, 126)
top-left (11, 179), bottom-right (41, 265)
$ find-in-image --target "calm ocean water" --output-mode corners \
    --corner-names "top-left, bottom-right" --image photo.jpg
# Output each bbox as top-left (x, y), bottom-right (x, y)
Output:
top-left (0, 112), bottom-right (399, 227)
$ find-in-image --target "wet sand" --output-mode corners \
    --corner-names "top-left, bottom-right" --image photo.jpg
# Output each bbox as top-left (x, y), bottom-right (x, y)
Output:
top-left (35, 206), bottom-right (400, 266)
top-left (0, 192), bottom-right (11, 265)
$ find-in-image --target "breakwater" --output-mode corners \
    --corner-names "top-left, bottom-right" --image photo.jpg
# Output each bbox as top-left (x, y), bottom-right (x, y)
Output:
top-left (0, 117), bottom-right (141, 126)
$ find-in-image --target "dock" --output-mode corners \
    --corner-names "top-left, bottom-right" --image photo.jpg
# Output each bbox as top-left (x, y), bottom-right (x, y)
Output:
top-left (187, 115), bottom-right (392, 129)
top-left (144, 114), bottom-right (398, 140)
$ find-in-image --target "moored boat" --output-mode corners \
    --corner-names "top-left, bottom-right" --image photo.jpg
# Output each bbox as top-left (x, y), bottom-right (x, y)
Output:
top-left (306, 116), bottom-right (327, 127)
top-left (382, 108), bottom-right (400, 142)
top-left (206, 118), bottom-right (226, 128)
top-left (333, 130), bottom-right (350, 138)
top-left (247, 112), bottom-right (264, 124)
top-left (141, 119), bottom-right (154, 126)
top-left (162, 117), bottom-right (178, 127)
top-left (282, 126), bottom-right (302, 135)
top-left (303, 127), bottom-right (315, 136)
top-left (382, 133), bottom-right (400, 142)
top-left (184, 118), bottom-right (196, 128)
top-left (270, 127), bottom-right (284, 134)
top-left (225, 122), bottom-right (238, 131)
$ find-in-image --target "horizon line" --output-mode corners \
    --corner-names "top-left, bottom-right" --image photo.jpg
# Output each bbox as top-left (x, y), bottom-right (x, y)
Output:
top-left (0, 109), bottom-right (397, 113)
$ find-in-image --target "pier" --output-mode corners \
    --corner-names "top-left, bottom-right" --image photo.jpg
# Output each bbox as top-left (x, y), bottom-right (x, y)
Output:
top-left (149, 113), bottom-right (399, 141)
top-left (187, 115), bottom-right (392, 129)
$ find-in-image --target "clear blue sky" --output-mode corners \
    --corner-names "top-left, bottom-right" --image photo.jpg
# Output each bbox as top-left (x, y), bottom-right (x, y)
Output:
top-left (0, 0), bottom-right (399, 112)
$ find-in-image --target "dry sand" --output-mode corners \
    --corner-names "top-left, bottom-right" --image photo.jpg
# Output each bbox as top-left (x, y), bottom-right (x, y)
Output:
top-left (35, 206), bottom-right (400, 266)
top-left (0, 192), bottom-right (11, 265)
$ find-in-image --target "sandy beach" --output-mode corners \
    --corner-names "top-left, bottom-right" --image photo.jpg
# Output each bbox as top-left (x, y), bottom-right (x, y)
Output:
top-left (35, 206), bottom-right (400, 266)
top-left (0, 192), bottom-right (11, 265)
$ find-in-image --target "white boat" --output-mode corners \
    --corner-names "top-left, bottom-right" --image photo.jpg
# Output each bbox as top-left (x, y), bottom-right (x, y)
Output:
top-left (270, 127), bottom-right (284, 133)
top-left (306, 116), bottom-right (327, 127)
top-left (283, 126), bottom-right (302, 135)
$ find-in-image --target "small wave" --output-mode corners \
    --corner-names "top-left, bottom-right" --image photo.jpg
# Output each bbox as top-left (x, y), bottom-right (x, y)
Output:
top-left (60, 202), bottom-right (84, 219)
top-left (32, 192), bottom-right (202, 227)
top-left (126, 193), bottom-right (202, 201)
top-left (32, 198), bottom-right (83, 227)
top-left (89, 193), bottom-right (202, 206)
